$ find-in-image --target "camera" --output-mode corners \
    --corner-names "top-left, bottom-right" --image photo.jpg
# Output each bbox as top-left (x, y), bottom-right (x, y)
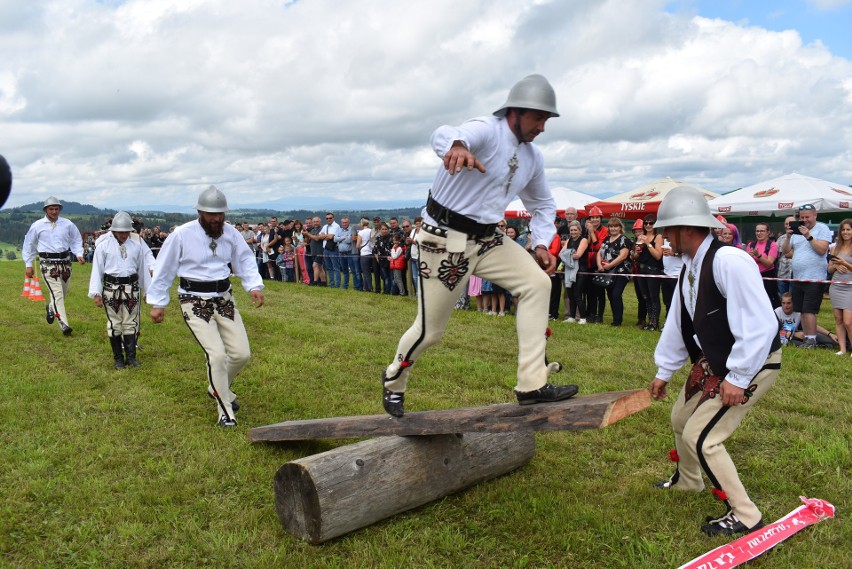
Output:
top-left (788, 220), bottom-right (803, 233)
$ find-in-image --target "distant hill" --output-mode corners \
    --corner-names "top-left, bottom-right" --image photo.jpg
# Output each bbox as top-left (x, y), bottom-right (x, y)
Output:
top-left (9, 201), bottom-right (116, 216)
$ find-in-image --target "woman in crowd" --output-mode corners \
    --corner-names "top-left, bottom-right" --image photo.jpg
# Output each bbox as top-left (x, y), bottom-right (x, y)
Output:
top-left (717, 225), bottom-right (735, 245)
top-left (745, 222), bottom-right (780, 308)
top-left (595, 218), bottom-right (631, 326)
top-left (828, 218), bottom-right (852, 356)
top-left (291, 219), bottom-right (306, 284)
top-left (560, 220), bottom-right (588, 324)
top-left (630, 219), bottom-right (648, 328)
top-left (660, 236), bottom-right (683, 322)
top-left (357, 218), bottom-right (374, 292)
top-left (633, 214), bottom-right (664, 331)
top-left (584, 206), bottom-right (608, 323)
top-left (547, 217), bottom-right (564, 320)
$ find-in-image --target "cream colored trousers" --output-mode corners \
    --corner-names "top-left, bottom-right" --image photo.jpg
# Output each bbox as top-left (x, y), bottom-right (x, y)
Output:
top-left (383, 229), bottom-right (552, 394)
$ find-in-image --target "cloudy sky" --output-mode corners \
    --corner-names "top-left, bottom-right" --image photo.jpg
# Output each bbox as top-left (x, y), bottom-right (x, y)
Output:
top-left (2, 0), bottom-right (851, 211)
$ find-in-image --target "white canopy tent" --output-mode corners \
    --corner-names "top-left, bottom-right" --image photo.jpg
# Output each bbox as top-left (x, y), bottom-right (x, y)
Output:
top-left (504, 187), bottom-right (598, 219)
top-left (708, 173), bottom-right (852, 217)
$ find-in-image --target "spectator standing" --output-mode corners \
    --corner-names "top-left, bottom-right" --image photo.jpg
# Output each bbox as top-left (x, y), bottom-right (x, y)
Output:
top-left (547, 216), bottom-right (564, 320)
top-left (148, 186), bottom-right (264, 428)
top-left (584, 206), bottom-right (608, 323)
top-left (406, 217), bottom-right (422, 297)
top-left (22, 196), bottom-right (85, 336)
top-left (596, 218), bottom-right (631, 326)
top-left (320, 213), bottom-right (341, 288)
top-left (775, 216), bottom-right (795, 298)
top-left (649, 186), bottom-right (781, 537)
top-left (357, 219), bottom-right (374, 292)
top-left (635, 214), bottom-right (665, 331)
top-left (307, 216), bottom-right (326, 286)
top-left (390, 233), bottom-right (407, 296)
top-left (781, 204), bottom-right (832, 349)
top-left (370, 217), bottom-right (384, 292)
top-left (336, 216), bottom-right (361, 290)
top-left (745, 223), bottom-right (780, 309)
top-left (661, 237), bottom-right (684, 321)
top-left (88, 211), bottom-right (150, 369)
top-left (630, 219), bottom-right (649, 328)
top-left (374, 223), bottom-right (393, 294)
top-left (559, 220), bottom-right (588, 323)
top-left (381, 74), bottom-right (578, 417)
top-left (828, 219), bottom-right (852, 355)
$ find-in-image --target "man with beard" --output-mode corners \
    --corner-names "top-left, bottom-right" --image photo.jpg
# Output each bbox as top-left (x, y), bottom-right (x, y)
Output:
top-left (147, 186), bottom-right (264, 428)
top-left (89, 211), bottom-right (150, 369)
top-left (23, 196), bottom-right (86, 336)
top-left (380, 74), bottom-right (579, 417)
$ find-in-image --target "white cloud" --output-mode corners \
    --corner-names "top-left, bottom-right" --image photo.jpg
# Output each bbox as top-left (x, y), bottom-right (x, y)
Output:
top-left (0, 0), bottom-right (850, 210)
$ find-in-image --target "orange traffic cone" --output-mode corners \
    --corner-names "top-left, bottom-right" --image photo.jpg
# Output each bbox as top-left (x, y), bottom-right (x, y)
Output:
top-left (21, 276), bottom-right (31, 298)
top-left (29, 277), bottom-right (45, 301)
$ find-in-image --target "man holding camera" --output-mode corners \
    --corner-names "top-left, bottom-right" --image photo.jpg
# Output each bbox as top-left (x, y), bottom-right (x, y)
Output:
top-left (780, 204), bottom-right (832, 349)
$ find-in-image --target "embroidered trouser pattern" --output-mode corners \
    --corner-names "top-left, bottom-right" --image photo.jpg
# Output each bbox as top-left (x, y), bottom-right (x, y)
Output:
top-left (666, 349), bottom-right (782, 528)
top-left (40, 260), bottom-right (72, 326)
top-left (383, 231), bottom-right (552, 393)
top-left (180, 292), bottom-right (251, 421)
top-left (102, 281), bottom-right (140, 337)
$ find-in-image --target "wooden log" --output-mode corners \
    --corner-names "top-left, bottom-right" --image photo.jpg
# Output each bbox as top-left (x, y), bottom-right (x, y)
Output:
top-left (251, 389), bottom-right (649, 442)
top-left (274, 430), bottom-right (535, 544)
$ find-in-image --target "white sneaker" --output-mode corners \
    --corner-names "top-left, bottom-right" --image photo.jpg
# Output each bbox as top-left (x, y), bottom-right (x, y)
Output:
top-left (577, 319), bottom-right (587, 325)
top-left (835, 351), bottom-right (847, 356)
top-left (498, 311), bottom-right (506, 316)
top-left (563, 317), bottom-right (576, 323)
top-left (488, 311), bottom-right (497, 316)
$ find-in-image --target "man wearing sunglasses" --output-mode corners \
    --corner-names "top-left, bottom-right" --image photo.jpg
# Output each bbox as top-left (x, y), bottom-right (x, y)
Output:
top-left (780, 204), bottom-right (832, 349)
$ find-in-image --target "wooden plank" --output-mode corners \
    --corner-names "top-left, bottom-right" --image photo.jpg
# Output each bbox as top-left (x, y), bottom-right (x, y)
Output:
top-left (249, 389), bottom-right (649, 442)
top-left (274, 431), bottom-right (536, 544)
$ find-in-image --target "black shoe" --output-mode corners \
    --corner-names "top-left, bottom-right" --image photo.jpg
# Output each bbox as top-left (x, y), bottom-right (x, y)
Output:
top-left (217, 415), bottom-right (237, 428)
top-left (654, 479), bottom-right (673, 489)
top-left (381, 372), bottom-right (405, 417)
top-left (515, 383), bottom-right (579, 405)
top-left (61, 323), bottom-right (73, 336)
top-left (700, 511), bottom-right (763, 537)
top-left (46, 304), bottom-right (55, 324)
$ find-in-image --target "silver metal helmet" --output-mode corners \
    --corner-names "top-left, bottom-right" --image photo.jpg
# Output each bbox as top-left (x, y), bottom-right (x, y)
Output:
top-left (654, 186), bottom-right (726, 229)
top-left (194, 185), bottom-right (229, 213)
top-left (493, 74), bottom-right (560, 118)
top-left (110, 211), bottom-right (134, 232)
top-left (43, 196), bottom-right (62, 210)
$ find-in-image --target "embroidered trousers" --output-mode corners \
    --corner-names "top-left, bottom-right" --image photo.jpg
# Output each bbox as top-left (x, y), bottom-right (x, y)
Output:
top-left (102, 281), bottom-right (141, 336)
top-left (40, 259), bottom-right (72, 327)
top-left (180, 292), bottom-right (251, 421)
top-left (666, 349), bottom-right (782, 527)
top-left (383, 230), bottom-right (552, 394)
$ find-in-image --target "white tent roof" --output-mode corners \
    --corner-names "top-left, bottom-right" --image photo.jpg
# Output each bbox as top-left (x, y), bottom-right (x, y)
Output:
top-left (709, 173), bottom-right (852, 217)
top-left (505, 187), bottom-right (598, 219)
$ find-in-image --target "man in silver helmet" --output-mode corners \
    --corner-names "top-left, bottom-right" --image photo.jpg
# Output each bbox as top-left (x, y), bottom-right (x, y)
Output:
top-left (22, 196), bottom-right (86, 336)
top-left (147, 186), bottom-right (264, 428)
top-left (649, 186), bottom-right (781, 537)
top-left (89, 211), bottom-right (151, 369)
top-left (381, 74), bottom-right (579, 417)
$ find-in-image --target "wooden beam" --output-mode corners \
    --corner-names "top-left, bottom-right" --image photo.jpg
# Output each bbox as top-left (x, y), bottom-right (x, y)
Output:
top-left (274, 431), bottom-right (535, 544)
top-left (250, 389), bottom-right (649, 443)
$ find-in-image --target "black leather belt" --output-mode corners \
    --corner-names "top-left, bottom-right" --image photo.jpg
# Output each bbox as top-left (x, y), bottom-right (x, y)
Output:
top-left (426, 193), bottom-right (497, 239)
top-left (39, 251), bottom-right (69, 260)
top-left (179, 277), bottom-right (231, 293)
top-left (104, 273), bottom-right (138, 285)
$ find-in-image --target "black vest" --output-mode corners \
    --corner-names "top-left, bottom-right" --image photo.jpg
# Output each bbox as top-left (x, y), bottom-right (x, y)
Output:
top-left (679, 239), bottom-right (781, 377)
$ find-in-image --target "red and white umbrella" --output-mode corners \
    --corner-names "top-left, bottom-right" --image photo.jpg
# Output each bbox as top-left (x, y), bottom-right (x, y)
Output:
top-left (709, 173), bottom-right (852, 217)
top-left (584, 177), bottom-right (719, 219)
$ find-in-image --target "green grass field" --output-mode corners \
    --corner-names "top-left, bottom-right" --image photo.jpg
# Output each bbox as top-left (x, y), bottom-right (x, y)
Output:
top-left (1, 262), bottom-right (848, 568)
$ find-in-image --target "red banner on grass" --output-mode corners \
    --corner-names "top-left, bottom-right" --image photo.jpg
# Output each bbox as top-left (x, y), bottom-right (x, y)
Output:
top-left (677, 497), bottom-right (836, 569)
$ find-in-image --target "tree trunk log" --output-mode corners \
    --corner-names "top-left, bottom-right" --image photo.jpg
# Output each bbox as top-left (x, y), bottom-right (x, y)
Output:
top-left (274, 431), bottom-right (535, 544)
top-left (251, 389), bottom-right (649, 442)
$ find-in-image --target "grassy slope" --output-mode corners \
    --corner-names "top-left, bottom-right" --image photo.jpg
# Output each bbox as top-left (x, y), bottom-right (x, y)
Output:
top-left (0, 262), bottom-right (848, 568)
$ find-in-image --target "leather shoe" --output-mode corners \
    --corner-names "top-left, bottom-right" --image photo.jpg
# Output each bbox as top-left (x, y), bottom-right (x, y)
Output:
top-left (46, 304), bottom-right (55, 324)
top-left (515, 383), bottom-right (579, 405)
top-left (382, 372), bottom-right (404, 417)
top-left (217, 415), bottom-right (237, 428)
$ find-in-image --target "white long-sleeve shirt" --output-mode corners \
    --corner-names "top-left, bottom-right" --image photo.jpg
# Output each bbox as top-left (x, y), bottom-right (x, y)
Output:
top-left (22, 216), bottom-right (84, 267)
top-left (654, 235), bottom-right (778, 389)
top-left (147, 220), bottom-right (263, 308)
top-left (426, 116), bottom-right (556, 248)
top-left (88, 233), bottom-right (151, 297)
